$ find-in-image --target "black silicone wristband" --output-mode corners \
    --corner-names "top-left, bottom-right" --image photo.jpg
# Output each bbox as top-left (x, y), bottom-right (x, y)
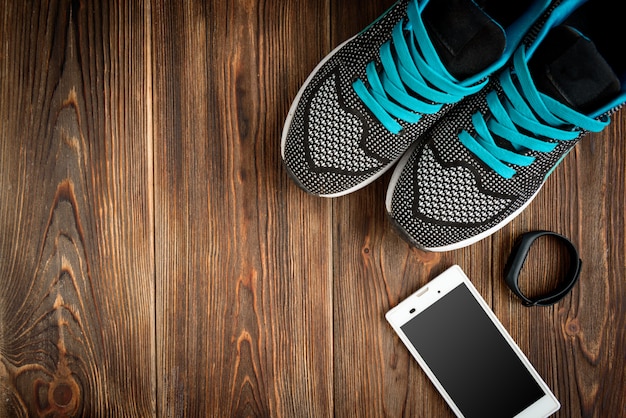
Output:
top-left (504, 230), bottom-right (582, 307)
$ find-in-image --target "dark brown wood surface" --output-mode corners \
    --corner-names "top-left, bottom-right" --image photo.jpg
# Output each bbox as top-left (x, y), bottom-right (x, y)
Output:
top-left (1, 1), bottom-right (624, 417)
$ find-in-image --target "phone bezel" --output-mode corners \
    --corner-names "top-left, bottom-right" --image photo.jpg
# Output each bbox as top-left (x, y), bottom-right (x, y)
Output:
top-left (385, 265), bottom-right (560, 418)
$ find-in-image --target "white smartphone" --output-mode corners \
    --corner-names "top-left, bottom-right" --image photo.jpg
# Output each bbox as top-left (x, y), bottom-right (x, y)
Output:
top-left (386, 265), bottom-right (560, 418)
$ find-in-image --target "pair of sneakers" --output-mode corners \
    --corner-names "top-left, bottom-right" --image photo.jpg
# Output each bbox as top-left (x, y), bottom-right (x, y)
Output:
top-left (281, 0), bottom-right (625, 251)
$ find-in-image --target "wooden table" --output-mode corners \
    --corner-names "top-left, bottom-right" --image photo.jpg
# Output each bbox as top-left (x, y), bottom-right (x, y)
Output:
top-left (1, 1), bottom-right (624, 416)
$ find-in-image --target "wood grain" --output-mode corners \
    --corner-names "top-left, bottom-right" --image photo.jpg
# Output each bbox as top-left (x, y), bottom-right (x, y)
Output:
top-left (0, 0), bottom-right (154, 416)
top-left (151, 1), bottom-right (333, 416)
top-left (1, 0), bottom-right (624, 417)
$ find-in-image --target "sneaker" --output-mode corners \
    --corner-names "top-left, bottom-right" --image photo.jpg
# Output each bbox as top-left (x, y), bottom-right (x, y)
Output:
top-left (281, 0), bottom-right (554, 197)
top-left (386, 0), bottom-right (625, 251)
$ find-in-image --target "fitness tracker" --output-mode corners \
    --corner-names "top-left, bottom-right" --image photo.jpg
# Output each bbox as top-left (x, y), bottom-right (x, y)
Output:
top-left (504, 230), bottom-right (582, 307)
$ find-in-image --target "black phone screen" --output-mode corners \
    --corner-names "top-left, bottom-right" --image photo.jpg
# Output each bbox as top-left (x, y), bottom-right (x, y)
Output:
top-left (400, 283), bottom-right (545, 417)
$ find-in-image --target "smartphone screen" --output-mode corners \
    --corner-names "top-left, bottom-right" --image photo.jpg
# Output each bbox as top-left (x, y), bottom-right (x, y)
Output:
top-left (400, 283), bottom-right (544, 417)
top-left (386, 265), bottom-right (559, 418)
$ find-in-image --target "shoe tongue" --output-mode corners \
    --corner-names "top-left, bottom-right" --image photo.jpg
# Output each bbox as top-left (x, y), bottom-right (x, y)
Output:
top-left (529, 25), bottom-right (621, 114)
top-left (423, 0), bottom-right (506, 80)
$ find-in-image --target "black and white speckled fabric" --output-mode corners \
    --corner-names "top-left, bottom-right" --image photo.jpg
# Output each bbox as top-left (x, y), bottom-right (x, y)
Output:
top-left (414, 145), bottom-right (512, 224)
top-left (307, 74), bottom-right (377, 172)
top-left (386, 22), bottom-right (625, 251)
top-left (282, 0), bottom-right (468, 196)
top-left (387, 78), bottom-right (560, 250)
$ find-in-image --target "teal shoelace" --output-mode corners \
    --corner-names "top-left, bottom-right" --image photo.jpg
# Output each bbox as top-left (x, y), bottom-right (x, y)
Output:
top-left (459, 46), bottom-right (610, 179)
top-left (353, 0), bottom-right (486, 134)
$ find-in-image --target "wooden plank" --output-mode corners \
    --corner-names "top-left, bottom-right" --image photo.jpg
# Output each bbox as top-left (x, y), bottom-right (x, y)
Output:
top-left (326, 1), bottom-right (456, 416)
top-left (151, 1), bottom-right (333, 415)
top-left (557, 120), bottom-right (626, 416)
top-left (0, 0), bottom-right (154, 416)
